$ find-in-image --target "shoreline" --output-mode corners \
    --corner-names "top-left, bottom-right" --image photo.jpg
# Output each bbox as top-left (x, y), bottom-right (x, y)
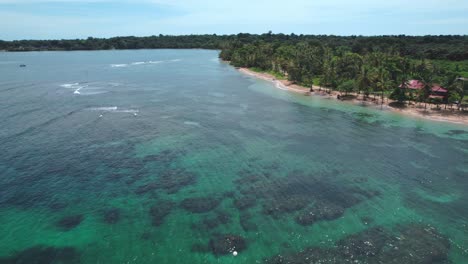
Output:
top-left (239, 67), bottom-right (468, 126)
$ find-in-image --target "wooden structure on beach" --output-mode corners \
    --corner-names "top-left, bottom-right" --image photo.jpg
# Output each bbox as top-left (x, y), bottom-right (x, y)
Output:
top-left (399, 80), bottom-right (448, 101)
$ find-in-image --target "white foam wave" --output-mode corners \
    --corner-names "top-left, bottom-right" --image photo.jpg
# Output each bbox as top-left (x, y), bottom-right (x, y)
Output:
top-left (275, 81), bottom-right (288, 91)
top-left (79, 91), bottom-right (108, 96)
top-left (60, 83), bottom-right (80, 88)
top-left (87, 106), bottom-right (139, 113)
top-left (89, 107), bottom-right (118, 111)
top-left (184, 121), bottom-right (200, 127)
top-left (115, 109), bottom-right (139, 113)
top-left (73, 90), bottom-right (81, 95)
top-left (111, 60), bottom-right (178, 68)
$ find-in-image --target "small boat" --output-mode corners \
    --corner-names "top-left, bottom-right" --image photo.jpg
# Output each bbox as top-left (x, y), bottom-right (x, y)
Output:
top-left (19, 64), bottom-right (26, 67)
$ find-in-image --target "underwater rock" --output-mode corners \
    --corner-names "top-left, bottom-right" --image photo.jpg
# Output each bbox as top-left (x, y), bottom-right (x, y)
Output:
top-left (191, 211), bottom-right (231, 231)
top-left (222, 191), bottom-right (235, 198)
top-left (140, 231), bottom-right (152, 240)
top-left (149, 200), bottom-right (175, 226)
top-left (353, 177), bottom-right (368, 183)
top-left (107, 173), bottom-right (125, 180)
top-left (209, 234), bottom-right (247, 256)
top-left (135, 170), bottom-right (197, 195)
top-left (239, 213), bottom-right (258, 232)
top-left (378, 224), bottom-right (451, 264)
top-left (48, 201), bottom-right (68, 212)
top-left (158, 169), bottom-right (197, 194)
top-left (233, 196), bottom-right (256, 210)
top-left (102, 208), bottom-right (121, 224)
top-left (0, 245), bottom-right (80, 264)
top-left (206, 211), bottom-right (232, 228)
top-left (446, 129), bottom-right (468, 135)
top-left (135, 182), bottom-right (159, 195)
top-left (180, 197), bottom-right (220, 213)
top-left (142, 149), bottom-right (184, 164)
top-left (262, 196), bottom-right (310, 217)
top-left (265, 224), bottom-right (451, 264)
top-left (295, 201), bottom-right (345, 226)
top-left (56, 214), bottom-right (84, 231)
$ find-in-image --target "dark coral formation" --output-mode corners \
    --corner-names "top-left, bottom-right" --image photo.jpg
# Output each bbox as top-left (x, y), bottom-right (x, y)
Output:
top-left (192, 211), bottom-right (232, 231)
top-left (265, 224), bottom-right (451, 264)
top-left (202, 211), bottom-right (231, 228)
top-left (149, 200), bottom-right (175, 226)
top-left (157, 169), bottom-right (197, 194)
top-left (135, 169), bottom-right (197, 195)
top-left (262, 195), bottom-right (309, 218)
top-left (446, 129), bottom-right (468, 135)
top-left (48, 201), bottom-right (68, 212)
top-left (142, 149), bottom-right (185, 164)
top-left (102, 208), bottom-right (121, 224)
top-left (135, 182), bottom-right (159, 195)
top-left (209, 234), bottom-right (247, 256)
top-left (233, 170), bottom-right (379, 227)
top-left (239, 212), bottom-right (258, 232)
top-left (180, 197), bottom-right (220, 213)
top-left (56, 214), bottom-right (84, 231)
top-left (295, 201), bottom-right (345, 226)
top-left (233, 196), bottom-right (256, 210)
top-left (0, 245), bottom-right (80, 264)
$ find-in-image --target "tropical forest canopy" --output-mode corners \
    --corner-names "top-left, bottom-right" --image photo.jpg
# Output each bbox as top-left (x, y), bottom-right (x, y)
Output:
top-left (1, 34), bottom-right (467, 61)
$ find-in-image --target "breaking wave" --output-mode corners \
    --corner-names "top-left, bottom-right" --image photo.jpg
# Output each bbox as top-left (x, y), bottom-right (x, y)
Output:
top-left (110, 59), bottom-right (179, 68)
top-left (111, 64), bottom-right (128, 68)
top-left (87, 107), bottom-right (139, 113)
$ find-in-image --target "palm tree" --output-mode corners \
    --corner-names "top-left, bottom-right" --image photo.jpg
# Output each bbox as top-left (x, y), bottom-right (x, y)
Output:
top-left (415, 60), bottom-right (435, 109)
top-left (356, 65), bottom-right (372, 100)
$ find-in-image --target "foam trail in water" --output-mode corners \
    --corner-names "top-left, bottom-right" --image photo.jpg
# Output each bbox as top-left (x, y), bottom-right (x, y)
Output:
top-left (87, 107), bottom-right (139, 113)
top-left (88, 107), bottom-right (118, 111)
top-left (115, 109), bottom-right (139, 113)
top-left (60, 83), bottom-right (80, 88)
top-left (184, 121), bottom-right (200, 127)
top-left (111, 64), bottom-right (128, 68)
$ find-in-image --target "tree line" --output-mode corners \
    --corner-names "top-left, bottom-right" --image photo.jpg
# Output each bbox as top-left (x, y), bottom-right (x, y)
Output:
top-left (218, 34), bottom-right (468, 109)
top-left (1, 34), bottom-right (468, 61)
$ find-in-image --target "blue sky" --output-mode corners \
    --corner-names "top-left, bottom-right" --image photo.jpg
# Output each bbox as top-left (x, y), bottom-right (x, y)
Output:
top-left (1, 0), bottom-right (467, 40)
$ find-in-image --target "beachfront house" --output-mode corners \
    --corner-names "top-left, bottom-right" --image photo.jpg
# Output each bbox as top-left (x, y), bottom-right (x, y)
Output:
top-left (399, 80), bottom-right (448, 102)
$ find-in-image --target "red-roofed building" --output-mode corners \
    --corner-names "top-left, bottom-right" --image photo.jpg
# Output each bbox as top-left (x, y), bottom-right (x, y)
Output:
top-left (399, 80), bottom-right (424, 90)
top-left (399, 80), bottom-right (448, 102)
top-left (431, 85), bottom-right (448, 93)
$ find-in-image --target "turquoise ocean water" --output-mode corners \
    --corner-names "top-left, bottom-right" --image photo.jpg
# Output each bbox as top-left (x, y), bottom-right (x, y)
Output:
top-left (0, 49), bottom-right (467, 263)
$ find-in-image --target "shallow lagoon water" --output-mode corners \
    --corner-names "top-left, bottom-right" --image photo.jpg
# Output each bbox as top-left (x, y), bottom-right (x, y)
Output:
top-left (0, 49), bottom-right (467, 263)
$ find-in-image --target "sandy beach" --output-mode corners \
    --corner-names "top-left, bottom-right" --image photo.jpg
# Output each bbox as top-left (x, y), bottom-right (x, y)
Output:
top-left (239, 68), bottom-right (468, 126)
